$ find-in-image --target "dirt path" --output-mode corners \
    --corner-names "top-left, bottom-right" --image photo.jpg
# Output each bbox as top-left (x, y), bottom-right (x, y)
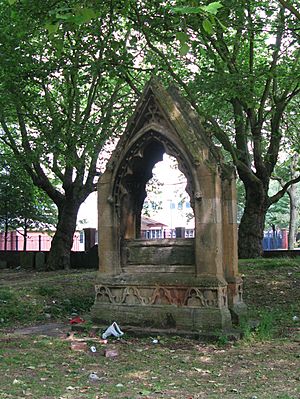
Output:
top-left (12, 322), bottom-right (70, 337)
top-left (0, 268), bottom-right (96, 287)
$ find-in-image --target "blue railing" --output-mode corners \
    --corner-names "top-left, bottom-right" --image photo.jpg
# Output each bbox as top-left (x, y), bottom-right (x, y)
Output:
top-left (263, 230), bottom-right (284, 250)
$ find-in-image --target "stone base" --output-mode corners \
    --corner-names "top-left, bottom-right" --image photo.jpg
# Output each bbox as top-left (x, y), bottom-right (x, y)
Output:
top-left (91, 303), bottom-right (232, 333)
top-left (227, 277), bottom-right (247, 324)
top-left (229, 302), bottom-right (248, 324)
top-left (72, 322), bottom-right (242, 341)
top-left (91, 273), bottom-right (235, 334)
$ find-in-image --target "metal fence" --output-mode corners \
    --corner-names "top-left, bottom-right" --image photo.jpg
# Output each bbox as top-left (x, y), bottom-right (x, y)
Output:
top-left (0, 228), bottom-right (288, 251)
top-left (141, 228), bottom-right (195, 239)
top-left (0, 235), bottom-right (81, 251)
top-left (262, 230), bottom-right (286, 250)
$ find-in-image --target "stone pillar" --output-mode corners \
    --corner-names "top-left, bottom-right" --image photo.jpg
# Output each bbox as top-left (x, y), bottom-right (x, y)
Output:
top-left (175, 227), bottom-right (185, 238)
top-left (194, 167), bottom-right (224, 278)
top-left (221, 176), bottom-right (239, 279)
top-left (97, 169), bottom-right (121, 275)
top-left (281, 229), bottom-right (288, 249)
top-left (221, 176), bottom-right (247, 322)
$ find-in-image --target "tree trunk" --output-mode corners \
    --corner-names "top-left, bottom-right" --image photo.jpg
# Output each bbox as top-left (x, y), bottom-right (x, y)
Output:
top-left (287, 154), bottom-right (299, 250)
top-left (238, 183), bottom-right (267, 258)
top-left (23, 219), bottom-right (27, 251)
top-left (46, 199), bottom-right (80, 270)
top-left (287, 184), bottom-right (298, 250)
top-left (4, 219), bottom-right (8, 251)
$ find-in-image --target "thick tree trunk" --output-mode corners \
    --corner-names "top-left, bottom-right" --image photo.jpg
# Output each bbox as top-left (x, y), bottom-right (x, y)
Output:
top-left (46, 199), bottom-right (80, 270)
top-left (238, 184), bottom-right (267, 258)
top-left (287, 185), bottom-right (298, 250)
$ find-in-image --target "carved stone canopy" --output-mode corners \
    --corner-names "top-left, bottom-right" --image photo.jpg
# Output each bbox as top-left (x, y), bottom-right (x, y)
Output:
top-left (92, 78), bottom-right (246, 334)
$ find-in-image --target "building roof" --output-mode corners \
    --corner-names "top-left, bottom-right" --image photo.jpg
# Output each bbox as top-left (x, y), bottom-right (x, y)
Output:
top-left (141, 216), bottom-right (167, 230)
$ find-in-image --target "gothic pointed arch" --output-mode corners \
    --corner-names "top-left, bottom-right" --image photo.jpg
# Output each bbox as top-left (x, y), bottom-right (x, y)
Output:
top-left (113, 130), bottom-right (195, 240)
top-left (93, 78), bottom-right (247, 335)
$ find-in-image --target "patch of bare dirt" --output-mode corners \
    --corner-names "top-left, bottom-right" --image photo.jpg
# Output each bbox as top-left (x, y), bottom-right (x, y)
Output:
top-left (13, 322), bottom-right (69, 337)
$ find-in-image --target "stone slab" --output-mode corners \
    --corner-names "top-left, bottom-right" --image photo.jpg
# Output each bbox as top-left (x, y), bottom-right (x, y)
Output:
top-left (91, 303), bottom-right (232, 332)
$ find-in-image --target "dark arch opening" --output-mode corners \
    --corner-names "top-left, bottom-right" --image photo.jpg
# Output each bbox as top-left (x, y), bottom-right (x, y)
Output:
top-left (114, 133), bottom-right (194, 240)
top-left (118, 140), bottom-right (164, 239)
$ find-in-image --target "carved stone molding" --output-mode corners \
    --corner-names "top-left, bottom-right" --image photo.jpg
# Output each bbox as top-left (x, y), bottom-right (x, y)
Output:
top-left (227, 280), bottom-right (244, 306)
top-left (142, 96), bottom-right (166, 127)
top-left (121, 286), bottom-right (147, 305)
top-left (95, 284), bottom-right (227, 308)
top-left (95, 285), bottom-right (115, 304)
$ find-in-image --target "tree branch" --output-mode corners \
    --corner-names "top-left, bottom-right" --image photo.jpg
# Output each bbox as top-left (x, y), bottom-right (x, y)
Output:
top-left (133, 5), bottom-right (202, 114)
top-left (278, 0), bottom-right (300, 20)
top-left (231, 98), bottom-right (251, 168)
top-left (265, 100), bottom-right (286, 175)
top-left (1, 108), bottom-right (64, 205)
top-left (206, 115), bottom-right (260, 185)
top-left (268, 174), bottom-right (300, 205)
top-left (246, 0), bottom-right (254, 84)
top-left (257, 7), bottom-right (285, 126)
top-left (80, 75), bottom-right (101, 128)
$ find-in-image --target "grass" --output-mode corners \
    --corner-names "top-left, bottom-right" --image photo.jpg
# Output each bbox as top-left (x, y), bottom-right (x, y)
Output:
top-left (239, 257), bottom-right (300, 342)
top-left (0, 269), bottom-right (96, 327)
top-left (239, 256), bottom-right (300, 270)
top-left (0, 259), bottom-right (299, 398)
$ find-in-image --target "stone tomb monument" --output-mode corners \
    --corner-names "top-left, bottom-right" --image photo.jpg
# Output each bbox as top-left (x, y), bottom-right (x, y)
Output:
top-left (91, 79), bottom-right (246, 334)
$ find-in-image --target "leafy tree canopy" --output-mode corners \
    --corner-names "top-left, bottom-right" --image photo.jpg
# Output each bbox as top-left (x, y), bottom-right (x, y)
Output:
top-left (0, 0), bottom-right (145, 268)
top-left (1, 0), bottom-right (299, 261)
top-left (123, 0), bottom-right (300, 257)
top-left (0, 145), bottom-right (57, 232)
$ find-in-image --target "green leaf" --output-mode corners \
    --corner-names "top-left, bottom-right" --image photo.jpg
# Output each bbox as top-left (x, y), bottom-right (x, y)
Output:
top-left (179, 43), bottom-right (189, 56)
top-left (198, 47), bottom-right (207, 57)
top-left (176, 32), bottom-right (189, 43)
top-left (77, 7), bottom-right (98, 23)
top-left (71, 8), bottom-right (99, 25)
top-left (7, 0), bottom-right (16, 4)
top-left (171, 6), bottom-right (203, 14)
top-left (202, 2), bottom-right (223, 15)
top-left (216, 17), bottom-right (227, 31)
top-left (56, 12), bottom-right (73, 20)
top-left (111, 40), bottom-right (122, 50)
top-left (45, 22), bottom-right (59, 34)
top-left (52, 38), bottom-right (64, 56)
top-left (202, 18), bottom-right (213, 35)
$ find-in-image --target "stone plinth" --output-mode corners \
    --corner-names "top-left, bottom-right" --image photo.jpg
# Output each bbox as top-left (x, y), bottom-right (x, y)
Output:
top-left (92, 273), bottom-right (232, 333)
